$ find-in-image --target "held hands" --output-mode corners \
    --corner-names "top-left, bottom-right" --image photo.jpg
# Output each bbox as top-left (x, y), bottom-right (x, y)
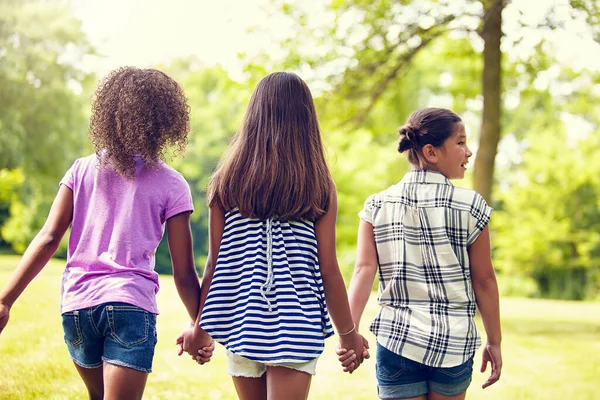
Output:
top-left (176, 324), bottom-right (215, 365)
top-left (481, 342), bottom-right (502, 388)
top-left (0, 302), bottom-right (9, 334)
top-left (336, 331), bottom-right (370, 373)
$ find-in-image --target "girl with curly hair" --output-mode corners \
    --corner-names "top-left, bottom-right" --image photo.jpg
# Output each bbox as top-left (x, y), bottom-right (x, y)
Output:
top-left (0, 67), bottom-right (213, 400)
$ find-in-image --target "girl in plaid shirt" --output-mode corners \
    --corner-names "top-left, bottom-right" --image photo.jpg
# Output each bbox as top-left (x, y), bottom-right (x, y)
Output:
top-left (339, 108), bottom-right (502, 400)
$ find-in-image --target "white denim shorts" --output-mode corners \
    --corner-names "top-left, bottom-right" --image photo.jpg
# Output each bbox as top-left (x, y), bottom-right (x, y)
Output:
top-left (225, 349), bottom-right (319, 377)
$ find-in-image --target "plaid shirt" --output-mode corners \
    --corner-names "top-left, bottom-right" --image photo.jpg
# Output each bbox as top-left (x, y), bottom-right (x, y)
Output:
top-left (359, 170), bottom-right (492, 368)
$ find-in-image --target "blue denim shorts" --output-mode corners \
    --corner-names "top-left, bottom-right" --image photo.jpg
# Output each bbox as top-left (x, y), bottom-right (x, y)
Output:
top-left (376, 343), bottom-right (473, 399)
top-left (61, 302), bottom-right (157, 373)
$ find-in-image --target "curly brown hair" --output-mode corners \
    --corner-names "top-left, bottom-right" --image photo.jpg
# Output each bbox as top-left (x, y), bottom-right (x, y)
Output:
top-left (89, 67), bottom-right (190, 178)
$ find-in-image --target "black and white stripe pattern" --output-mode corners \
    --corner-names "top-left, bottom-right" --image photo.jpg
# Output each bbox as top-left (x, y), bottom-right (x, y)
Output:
top-left (200, 210), bottom-right (334, 363)
top-left (360, 170), bottom-right (492, 368)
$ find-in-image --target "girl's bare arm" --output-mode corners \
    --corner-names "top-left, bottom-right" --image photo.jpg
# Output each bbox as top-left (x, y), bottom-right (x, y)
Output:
top-left (194, 204), bottom-right (224, 325)
top-left (167, 211), bottom-right (201, 321)
top-left (316, 184), bottom-right (368, 371)
top-left (347, 219), bottom-right (378, 330)
top-left (0, 185), bottom-right (73, 333)
top-left (176, 204), bottom-right (224, 361)
top-left (469, 225), bottom-right (502, 388)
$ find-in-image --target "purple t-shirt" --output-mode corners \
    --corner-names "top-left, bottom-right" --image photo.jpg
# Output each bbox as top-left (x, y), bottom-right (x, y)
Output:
top-left (59, 154), bottom-right (194, 314)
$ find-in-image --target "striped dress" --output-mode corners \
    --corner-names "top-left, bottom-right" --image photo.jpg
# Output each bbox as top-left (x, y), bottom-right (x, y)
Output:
top-left (199, 210), bottom-right (334, 363)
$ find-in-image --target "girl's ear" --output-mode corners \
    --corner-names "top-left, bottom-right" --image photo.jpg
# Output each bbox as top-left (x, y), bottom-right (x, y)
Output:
top-left (421, 144), bottom-right (438, 164)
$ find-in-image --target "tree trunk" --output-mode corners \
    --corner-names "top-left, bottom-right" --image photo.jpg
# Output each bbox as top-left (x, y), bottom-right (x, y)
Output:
top-left (474, 0), bottom-right (505, 204)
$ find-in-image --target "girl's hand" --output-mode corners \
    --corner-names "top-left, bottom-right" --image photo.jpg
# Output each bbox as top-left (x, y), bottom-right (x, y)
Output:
top-left (0, 303), bottom-right (10, 334)
top-left (336, 346), bottom-right (357, 372)
top-left (196, 340), bottom-right (215, 364)
top-left (337, 333), bottom-right (371, 373)
top-left (338, 331), bottom-right (368, 373)
top-left (481, 342), bottom-right (502, 388)
top-left (175, 328), bottom-right (192, 356)
top-left (176, 325), bottom-right (215, 364)
top-left (360, 334), bottom-right (370, 360)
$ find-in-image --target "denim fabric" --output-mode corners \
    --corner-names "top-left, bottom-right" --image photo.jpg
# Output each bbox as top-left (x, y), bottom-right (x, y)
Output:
top-left (62, 302), bottom-right (157, 373)
top-left (376, 342), bottom-right (473, 399)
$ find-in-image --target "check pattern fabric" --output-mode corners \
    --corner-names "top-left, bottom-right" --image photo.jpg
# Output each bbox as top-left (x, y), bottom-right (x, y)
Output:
top-left (359, 170), bottom-right (492, 368)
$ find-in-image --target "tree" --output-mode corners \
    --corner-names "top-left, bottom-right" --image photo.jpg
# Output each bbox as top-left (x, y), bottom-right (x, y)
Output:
top-left (152, 62), bottom-right (249, 274)
top-left (492, 48), bottom-right (600, 299)
top-left (273, 0), bottom-right (598, 203)
top-left (0, 0), bottom-right (94, 252)
top-left (474, 0), bottom-right (504, 202)
top-left (494, 128), bottom-right (600, 300)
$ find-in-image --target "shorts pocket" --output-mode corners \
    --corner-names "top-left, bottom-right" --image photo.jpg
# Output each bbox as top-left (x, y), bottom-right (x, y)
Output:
top-left (376, 345), bottom-right (406, 380)
top-left (106, 305), bottom-right (149, 348)
top-left (62, 311), bottom-right (83, 346)
top-left (438, 358), bottom-right (473, 379)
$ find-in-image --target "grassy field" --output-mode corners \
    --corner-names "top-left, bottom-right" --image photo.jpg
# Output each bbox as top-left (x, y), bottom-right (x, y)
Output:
top-left (0, 255), bottom-right (599, 399)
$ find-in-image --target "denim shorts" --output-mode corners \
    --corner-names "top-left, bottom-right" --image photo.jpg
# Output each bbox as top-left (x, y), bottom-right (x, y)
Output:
top-left (376, 343), bottom-right (473, 399)
top-left (61, 302), bottom-right (158, 373)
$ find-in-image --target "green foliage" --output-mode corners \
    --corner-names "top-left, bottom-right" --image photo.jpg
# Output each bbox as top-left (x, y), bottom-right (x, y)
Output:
top-left (310, 35), bottom-right (484, 276)
top-left (267, 0), bottom-right (600, 300)
top-left (0, 0), bottom-right (93, 252)
top-left (0, 169), bottom-right (24, 203)
top-left (570, 0), bottom-right (600, 42)
top-left (493, 49), bottom-right (600, 300)
top-left (326, 128), bottom-right (408, 273)
top-left (494, 128), bottom-right (600, 300)
top-left (0, 0), bottom-right (93, 171)
top-left (495, 272), bottom-right (539, 298)
top-left (272, 0), bottom-right (484, 128)
top-left (0, 169), bottom-right (24, 250)
top-left (153, 63), bottom-right (249, 274)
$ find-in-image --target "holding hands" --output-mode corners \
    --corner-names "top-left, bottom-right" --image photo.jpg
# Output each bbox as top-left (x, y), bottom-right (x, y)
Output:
top-left (336, 326), bottom-right (370, 373)
top-left (176, 324), bottom-right (215, 365)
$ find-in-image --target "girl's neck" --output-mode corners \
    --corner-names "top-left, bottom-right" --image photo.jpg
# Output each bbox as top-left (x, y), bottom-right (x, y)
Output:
top-left (410, 165), bottom-right (450, 179)
top-left (411, 164), bottom-right (440, 173)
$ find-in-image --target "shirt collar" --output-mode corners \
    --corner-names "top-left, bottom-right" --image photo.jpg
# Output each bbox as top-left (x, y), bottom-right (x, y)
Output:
top-left (399, 170), bottom-right (453, 186)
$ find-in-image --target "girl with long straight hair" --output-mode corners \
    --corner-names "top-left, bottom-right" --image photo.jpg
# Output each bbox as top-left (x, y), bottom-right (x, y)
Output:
top-left (180, 72), bottom-right (369, 400)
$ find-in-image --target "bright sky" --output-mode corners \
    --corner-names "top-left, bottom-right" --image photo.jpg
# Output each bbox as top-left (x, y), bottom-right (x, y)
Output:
top-left (71, 0), bottom-right (293, 80)
top-left (71, 0), bottom-right (600, 80)
top-left (70, 0), bottom-right (599, 178)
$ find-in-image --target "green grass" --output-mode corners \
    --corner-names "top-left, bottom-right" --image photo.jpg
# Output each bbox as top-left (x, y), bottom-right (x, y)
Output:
top-left (0, 255), bottom-right (599, 399)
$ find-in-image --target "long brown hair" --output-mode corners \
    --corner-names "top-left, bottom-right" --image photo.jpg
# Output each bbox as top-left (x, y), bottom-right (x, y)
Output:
top-left (208, 72), bottom-right (331, 221)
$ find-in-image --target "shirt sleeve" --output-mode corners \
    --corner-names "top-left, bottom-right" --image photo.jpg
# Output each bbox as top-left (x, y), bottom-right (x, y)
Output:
top-left (358, 194), bottom-right (376, 224)
top-left (467, 192), bottom-right (492, 246)
top-left (59, 159), bottom-right (80, 190)
top-left (165, 174), bottom-right (194, 220)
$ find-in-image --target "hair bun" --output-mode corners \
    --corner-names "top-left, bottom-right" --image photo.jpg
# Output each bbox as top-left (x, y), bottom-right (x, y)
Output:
top-left (398, 125), bottom-right (418, 153)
